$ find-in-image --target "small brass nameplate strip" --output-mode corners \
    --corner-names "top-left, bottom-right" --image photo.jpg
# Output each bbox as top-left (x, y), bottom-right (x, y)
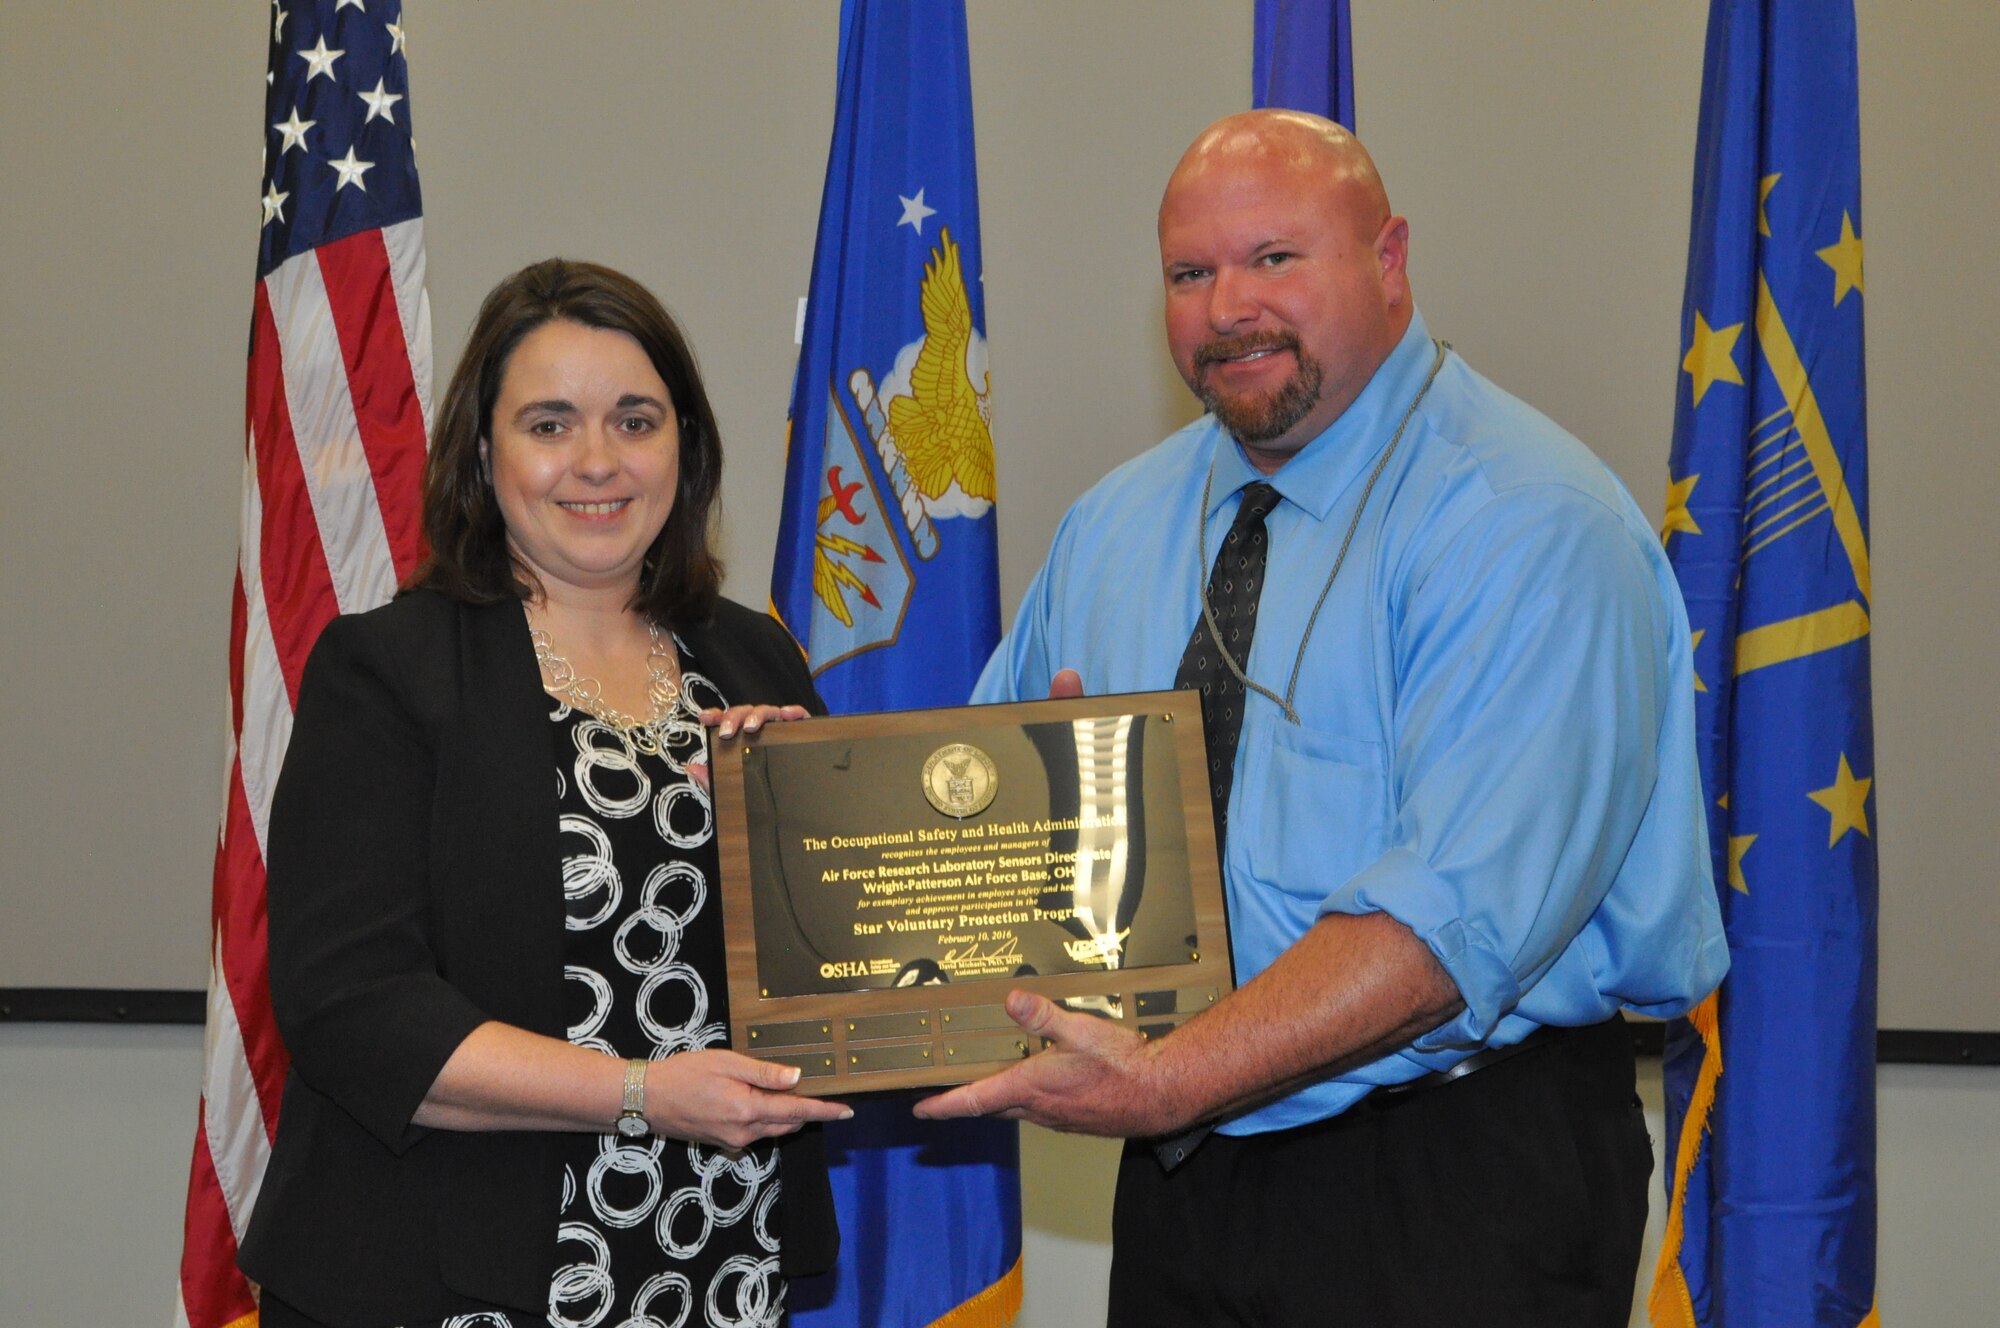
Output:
top-left (747, 1019), bottom-right (835, 1049)
top-left (848, 1044), bottom-right (936, 1074)
top-left (938, 1004), bottom-right (1016, 1033)
top-left (942, 1034), bottom-right (1032, 1066)
top-left (769, 1051), bottom-right (838, 1078)
top-left (846, 1012), bottom-right (931, 1042)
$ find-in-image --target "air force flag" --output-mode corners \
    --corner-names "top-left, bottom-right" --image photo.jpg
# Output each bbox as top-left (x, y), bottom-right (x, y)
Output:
top-left (774, 0), bottom-right (1000, 716)
top-left (775, 5), bottom-right (1022, 1326)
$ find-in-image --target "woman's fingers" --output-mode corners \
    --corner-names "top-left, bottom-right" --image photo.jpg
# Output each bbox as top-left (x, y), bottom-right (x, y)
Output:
top-left (732, 1055), bottom-right (808, 1092)
top-left (700, 703), bottom-right (810, 739)
top-left (646, 1050), bottom-right (850, 1150)
top-left (686, 706), bottom-right (807, 792)
top-left (718, 1051), bottom-right (852, 1122)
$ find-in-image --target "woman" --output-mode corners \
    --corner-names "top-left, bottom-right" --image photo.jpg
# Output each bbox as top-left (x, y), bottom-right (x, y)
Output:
top-left (239, 259), bottom-right (849, 1327)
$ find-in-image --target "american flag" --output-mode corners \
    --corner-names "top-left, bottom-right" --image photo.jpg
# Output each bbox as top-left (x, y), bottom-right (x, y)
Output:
top-left (176, 4), bottom-right (430, 1324)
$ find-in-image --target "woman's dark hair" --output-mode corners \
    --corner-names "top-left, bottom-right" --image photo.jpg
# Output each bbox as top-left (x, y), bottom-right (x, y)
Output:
top-left (410, 257), bottom-right (724, 623)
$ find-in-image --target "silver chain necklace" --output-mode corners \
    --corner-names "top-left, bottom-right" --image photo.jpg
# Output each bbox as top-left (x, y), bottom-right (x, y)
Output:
top-left (1195, 339), bottom-right (1449, 725)
top-left (530, 617), bottom-right (684, 757)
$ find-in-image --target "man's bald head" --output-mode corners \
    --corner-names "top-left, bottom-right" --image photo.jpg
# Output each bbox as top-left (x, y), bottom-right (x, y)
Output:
top-left (1157, 112), bottom-right (1413, 472)
top-left (1163, 110), bottom-right (1392, 243)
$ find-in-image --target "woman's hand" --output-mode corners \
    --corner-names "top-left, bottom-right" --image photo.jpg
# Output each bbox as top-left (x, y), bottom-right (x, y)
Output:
top-left (687, 703), bottom-right (811, 791)
top-left (412, 1023), bottom-right (848, 1142)
top-left (646, 1049), bottom-right (851, 1150)
top-left (703, 702), bottom-right (810, 740)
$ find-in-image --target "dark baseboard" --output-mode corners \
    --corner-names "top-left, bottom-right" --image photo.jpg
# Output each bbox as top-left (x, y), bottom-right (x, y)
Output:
top-left (1624, 1019), bottom-right (1999, 1066)
top-left (1, 988), bottom-right (206, 1024)
top-left (1873, 1028), bottom-right (2000, 1066)
top-left (5, 988), bottom-right (1996, 1066)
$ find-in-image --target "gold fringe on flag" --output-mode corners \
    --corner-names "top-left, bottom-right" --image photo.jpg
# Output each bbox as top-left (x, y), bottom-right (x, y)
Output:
top-left (1649, 991), bottom-right (1723, 1328)
top-left (928, 1251), bottom-right (1024, 1328)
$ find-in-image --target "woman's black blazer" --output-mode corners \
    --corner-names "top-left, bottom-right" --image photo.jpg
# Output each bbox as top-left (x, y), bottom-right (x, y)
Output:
top-left (238, 588), bottom-right (837, 1325)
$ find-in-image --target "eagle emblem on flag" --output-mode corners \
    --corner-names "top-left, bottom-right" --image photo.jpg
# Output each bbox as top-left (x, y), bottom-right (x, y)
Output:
top-left (809, 225), bottom-right (994, 641)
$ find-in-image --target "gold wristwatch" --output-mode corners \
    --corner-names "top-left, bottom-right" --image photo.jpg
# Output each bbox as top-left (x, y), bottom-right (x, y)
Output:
top-left (615, 1057), bottom-right (650, 1139)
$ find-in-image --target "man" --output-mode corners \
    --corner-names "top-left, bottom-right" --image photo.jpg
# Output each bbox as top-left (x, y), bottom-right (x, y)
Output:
top-left (913, 111), bottom-right (1728, 1325)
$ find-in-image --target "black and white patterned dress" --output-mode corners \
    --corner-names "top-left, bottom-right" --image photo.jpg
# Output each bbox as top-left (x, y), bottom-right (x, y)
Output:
top-left (412, 647), bottom-right (784, 1328)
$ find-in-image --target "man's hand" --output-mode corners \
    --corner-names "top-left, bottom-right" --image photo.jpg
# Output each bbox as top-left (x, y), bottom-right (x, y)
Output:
top-left (910, 990), bottom-right (1190, 1137)
top-left (916, 913), bottom-right (1465, 1139)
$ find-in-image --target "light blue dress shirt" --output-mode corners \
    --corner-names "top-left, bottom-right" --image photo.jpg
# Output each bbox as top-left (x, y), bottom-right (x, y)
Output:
top-left (975, 311), bottom-right (1729, 1135)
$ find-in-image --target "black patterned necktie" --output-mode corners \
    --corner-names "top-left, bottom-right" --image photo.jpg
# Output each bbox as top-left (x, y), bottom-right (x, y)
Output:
top-left (1175, 481), bottom-right (1282, 856)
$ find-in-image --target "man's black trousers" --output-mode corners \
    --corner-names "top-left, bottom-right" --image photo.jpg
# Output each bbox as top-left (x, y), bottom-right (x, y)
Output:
top-left (1108, 1016), bottom-right (1653, 1327)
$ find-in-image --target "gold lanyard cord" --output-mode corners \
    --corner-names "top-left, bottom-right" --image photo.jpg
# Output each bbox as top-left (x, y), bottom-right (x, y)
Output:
top-left (1194, 339), bottom-right (1450, 725)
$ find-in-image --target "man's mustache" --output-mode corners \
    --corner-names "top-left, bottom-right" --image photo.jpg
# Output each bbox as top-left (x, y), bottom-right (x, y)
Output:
top-left (1193, 331), bottom-right (1299, 371)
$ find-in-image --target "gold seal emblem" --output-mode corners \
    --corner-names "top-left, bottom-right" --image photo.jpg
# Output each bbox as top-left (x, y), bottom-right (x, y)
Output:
top-left (921, 742), bottom-right (999, 819)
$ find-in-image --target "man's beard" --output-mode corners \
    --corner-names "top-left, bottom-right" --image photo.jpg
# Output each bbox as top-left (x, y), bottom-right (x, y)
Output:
top-left (1192, 332), bottom-right (1325, 444)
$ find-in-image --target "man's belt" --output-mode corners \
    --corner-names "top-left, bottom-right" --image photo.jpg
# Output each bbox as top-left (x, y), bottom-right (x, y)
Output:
top-left (1373, 1020), bottom-right (1566, 1097)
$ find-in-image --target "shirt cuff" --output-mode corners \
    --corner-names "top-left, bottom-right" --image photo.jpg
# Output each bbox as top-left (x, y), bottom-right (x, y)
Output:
top-left (1319, 845), bottom-right (1521, 1051)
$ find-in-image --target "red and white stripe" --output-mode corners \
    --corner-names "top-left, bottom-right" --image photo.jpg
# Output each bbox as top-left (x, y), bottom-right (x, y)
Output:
top-left (177, 217), bottom-right (431, 1328)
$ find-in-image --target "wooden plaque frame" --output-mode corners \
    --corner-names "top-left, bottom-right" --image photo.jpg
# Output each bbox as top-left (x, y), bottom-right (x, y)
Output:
top-left (711, 691), bottom-right (1231, 1095)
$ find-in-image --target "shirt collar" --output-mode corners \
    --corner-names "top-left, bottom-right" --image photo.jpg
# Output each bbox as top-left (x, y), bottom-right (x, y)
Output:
top-left (1202, 308), bottom-right (1437, 524)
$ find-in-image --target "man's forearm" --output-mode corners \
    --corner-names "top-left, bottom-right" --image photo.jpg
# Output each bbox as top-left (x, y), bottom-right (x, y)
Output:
top-left (1142, 910), bottom-right (1465, 1127)
top-left (911, 884), bottom-right (1468, 1137)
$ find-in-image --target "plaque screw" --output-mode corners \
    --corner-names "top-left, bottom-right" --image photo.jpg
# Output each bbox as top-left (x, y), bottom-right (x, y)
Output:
top-left (922, 1049), bottom-right (932, 1059)
top-left (1162, 713), bottom-right (1173, 723)
top-left (760, 988), bottom-right (769, 997)
top-left (947, 1048), bottom-right (957, 1058)
top-left (1190, 951), bottom-right (1200, 961)
top-left (749, 1030), bottom-right (758, 1040)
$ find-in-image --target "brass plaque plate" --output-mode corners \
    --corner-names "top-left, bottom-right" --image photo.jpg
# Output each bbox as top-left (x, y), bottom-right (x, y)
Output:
top-left (712, 692), bottom-right (1233, 1095)
top-left (769, 1051), bottom-right (839, 1079)
top-left (937, 1003), bottom-right (1017, 1033)
top-left (746, 1018), bottom-right (834, 1050)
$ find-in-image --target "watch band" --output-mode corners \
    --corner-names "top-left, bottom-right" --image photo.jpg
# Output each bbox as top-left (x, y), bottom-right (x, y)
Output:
top-left (616, 1057), bottom-right (650, 1137)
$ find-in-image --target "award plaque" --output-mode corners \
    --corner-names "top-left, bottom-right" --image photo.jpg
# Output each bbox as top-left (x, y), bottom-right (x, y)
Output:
top-left (711, 691), bottom-right (1232, 1095)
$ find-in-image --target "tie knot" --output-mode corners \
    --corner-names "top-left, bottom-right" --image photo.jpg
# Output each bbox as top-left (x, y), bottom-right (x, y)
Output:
top-left (1231, 482), bottom-right (1281, 531)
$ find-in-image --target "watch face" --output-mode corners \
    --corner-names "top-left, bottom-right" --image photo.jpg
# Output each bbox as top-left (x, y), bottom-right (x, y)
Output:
top-left (615, 1113), bottom-right (649, 1139)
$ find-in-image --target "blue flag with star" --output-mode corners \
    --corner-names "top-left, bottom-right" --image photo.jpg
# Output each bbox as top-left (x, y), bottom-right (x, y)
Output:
top-left (776, 3), bottom-right (1022, 1325)
top-left (773, 0), bottom-right (1001, 714)
top-left (1652, 3), bottom-right (1878, 1325)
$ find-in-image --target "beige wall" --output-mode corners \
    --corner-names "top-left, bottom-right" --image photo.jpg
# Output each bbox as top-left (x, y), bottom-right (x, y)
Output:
top-left (1, 6), bottom-right (1994, 1012)
top-left (2, 5), bottom-right (1998, 1326)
